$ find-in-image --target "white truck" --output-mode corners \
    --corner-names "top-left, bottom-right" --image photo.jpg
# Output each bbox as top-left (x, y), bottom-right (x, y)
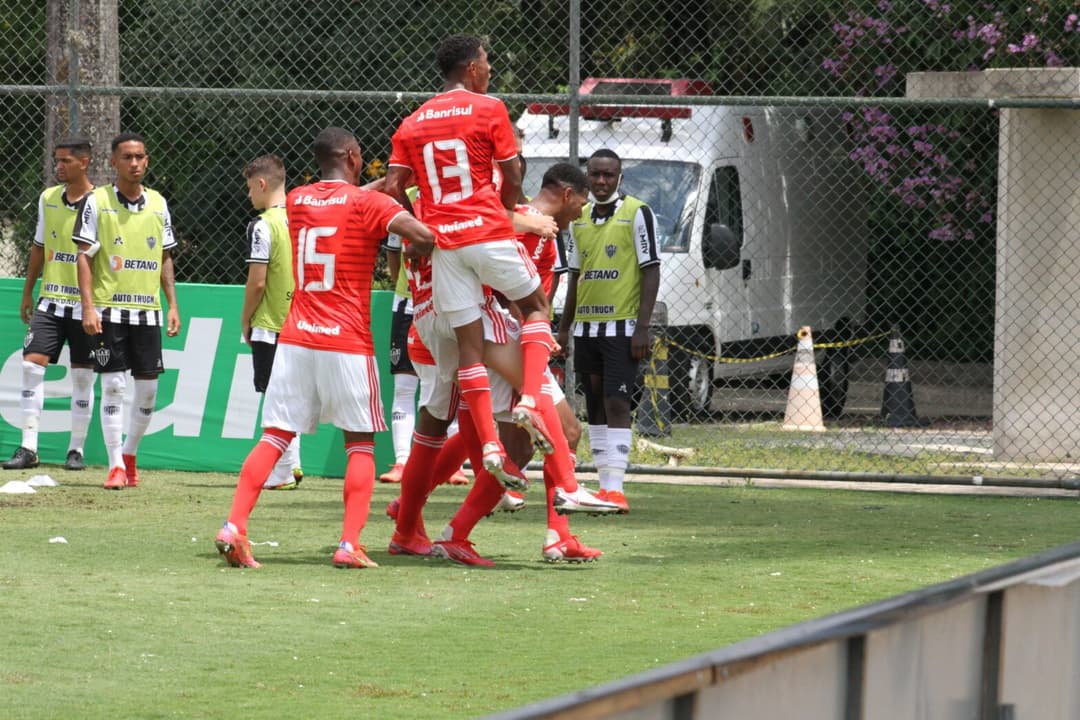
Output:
top-left (519, 78), bottom-right (870, 417)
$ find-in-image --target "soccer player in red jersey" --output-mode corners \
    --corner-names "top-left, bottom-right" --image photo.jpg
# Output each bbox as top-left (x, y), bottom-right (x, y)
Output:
top-left (384, 34), bottom-right (558, 491)
top-left (392, 163), bottom-right (620, 566)
top-left (214, 127), bottom-right (434, 569)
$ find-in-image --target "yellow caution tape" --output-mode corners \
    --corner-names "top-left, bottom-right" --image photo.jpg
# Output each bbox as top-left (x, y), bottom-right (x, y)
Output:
top-left (640, 336), bottom-right (669, 433)
top-left (659, 329), bottom-right (893, 364)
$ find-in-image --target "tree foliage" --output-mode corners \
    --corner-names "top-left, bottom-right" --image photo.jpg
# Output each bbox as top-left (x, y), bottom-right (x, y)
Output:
top-left (3, 0), bottom-right (1078, 357)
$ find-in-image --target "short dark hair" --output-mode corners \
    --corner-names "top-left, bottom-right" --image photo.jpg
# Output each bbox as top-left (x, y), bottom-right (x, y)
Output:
top-left (111, 132), bottom-right (146, 152)
top-left (436, 34), bottom-right (485, 78)
top-left (56, 137), bottom-right (91, 157)
top-left (313, 127), bottom-right (357, 168)
top-left (541, 162), bottom-right (588, 195)
top-left (242, 154), bottom-right (286, 186)
top-left (588, 148), bottom-right (621, 166)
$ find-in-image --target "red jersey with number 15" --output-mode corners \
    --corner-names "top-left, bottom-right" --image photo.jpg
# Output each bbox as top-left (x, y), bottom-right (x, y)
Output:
top-left (389, 88), bottom-right (518, 249)
top-left (283, 180), bottom-right (406, 354)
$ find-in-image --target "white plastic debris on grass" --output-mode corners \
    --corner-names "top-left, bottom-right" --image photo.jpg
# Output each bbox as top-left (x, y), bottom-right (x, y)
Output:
top-left (0, 480), bottom-right (36, 494)
top-left (27, 474), bottom-right (58, 487)
top-left (49, 536), bottom-right (68, 544)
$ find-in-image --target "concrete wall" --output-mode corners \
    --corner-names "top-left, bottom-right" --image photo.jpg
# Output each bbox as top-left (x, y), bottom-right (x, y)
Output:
top-left (908, 68), bottom-right (1080, 461)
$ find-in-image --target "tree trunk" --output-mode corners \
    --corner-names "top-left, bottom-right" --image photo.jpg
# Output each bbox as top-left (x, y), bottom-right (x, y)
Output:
top-left (45, 0), bottom-right (120, 187)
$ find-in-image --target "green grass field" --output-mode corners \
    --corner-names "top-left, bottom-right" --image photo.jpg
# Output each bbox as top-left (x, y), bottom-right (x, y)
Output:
top-left (2, 467), bottom-right (1076, 719)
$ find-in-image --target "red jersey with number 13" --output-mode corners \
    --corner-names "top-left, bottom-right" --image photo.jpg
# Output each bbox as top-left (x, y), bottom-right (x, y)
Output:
top-left (389, 88), bottom-right (518, 249)
top-left (283, 180), bottom-right (406, 354)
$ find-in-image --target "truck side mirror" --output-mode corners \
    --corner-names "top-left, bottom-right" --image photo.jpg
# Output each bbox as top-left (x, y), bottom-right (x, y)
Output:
top-left (702, 223), bottom-right (740, 270)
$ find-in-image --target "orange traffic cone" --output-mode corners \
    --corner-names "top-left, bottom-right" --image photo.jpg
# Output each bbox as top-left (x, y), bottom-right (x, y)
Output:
top-left (782, 326), bottom-right (825, 432)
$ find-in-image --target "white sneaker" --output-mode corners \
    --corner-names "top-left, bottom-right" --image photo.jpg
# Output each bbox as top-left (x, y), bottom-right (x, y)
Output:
top-left (552, 485), bottom-right (622, 515)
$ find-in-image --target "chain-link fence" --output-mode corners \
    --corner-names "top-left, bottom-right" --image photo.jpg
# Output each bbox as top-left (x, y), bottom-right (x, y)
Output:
top-left (2, 0), bottom-right (1079, 481)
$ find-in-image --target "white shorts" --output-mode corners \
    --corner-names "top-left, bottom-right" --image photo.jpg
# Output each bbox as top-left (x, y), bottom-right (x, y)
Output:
top-left (262, 343), bottom-right (386, 434)
top-left (415, 359), bottom-right (457, 423)
top-left (415, 297), bottom-right (513, 421)
top-left (415, 302), bottom-right (564, 422)
top-left (432, 239), bottom-right (540, 326)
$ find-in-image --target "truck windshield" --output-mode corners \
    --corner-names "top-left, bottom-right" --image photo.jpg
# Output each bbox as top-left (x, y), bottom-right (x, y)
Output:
top-left (523, 159), bottom-right (699, 253)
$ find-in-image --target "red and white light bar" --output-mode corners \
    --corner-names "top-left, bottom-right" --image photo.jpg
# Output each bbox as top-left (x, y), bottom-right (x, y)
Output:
top-left (527, 77), bottom-right (713, 121)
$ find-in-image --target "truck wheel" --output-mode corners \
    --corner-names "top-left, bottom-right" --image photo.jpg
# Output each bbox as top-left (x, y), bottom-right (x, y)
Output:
top-left (669, 339), bottom-right (713, 420)
top-left (819, 321), bottom-right (852, 419)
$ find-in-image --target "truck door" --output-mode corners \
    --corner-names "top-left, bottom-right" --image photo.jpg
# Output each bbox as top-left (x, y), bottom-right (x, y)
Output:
top-left (701, 165), bottom-right (749, 357)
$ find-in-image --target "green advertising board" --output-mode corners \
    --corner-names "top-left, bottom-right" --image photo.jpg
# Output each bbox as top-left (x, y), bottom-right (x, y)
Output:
top-left (0, 280), bottom-right (396, 477)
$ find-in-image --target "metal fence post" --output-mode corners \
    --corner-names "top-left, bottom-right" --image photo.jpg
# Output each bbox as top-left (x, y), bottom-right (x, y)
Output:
top-left (564, 0), bottom-right (582, 418)
top-left (67, 0), bottom-right (80, 136)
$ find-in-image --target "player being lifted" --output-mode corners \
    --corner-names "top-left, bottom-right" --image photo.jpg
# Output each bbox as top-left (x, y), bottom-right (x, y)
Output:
top-left (384, 34), bottom-right (558, 489)
top-left (214, 127), bottom-right (434, 569)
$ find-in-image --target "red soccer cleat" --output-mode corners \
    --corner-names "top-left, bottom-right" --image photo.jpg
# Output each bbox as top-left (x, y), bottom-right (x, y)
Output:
top-left (103, 466), bottom-right (127, 490)
top-left (332, 542), bottom-right (379, 569)
top-left (214, 524), bottom-right (261, 568)
top-left (388, 531), bottom-right (433, 557)
top-left (542, 529), bottom-right (603, 563)
top-left (597, 489), bottom-right (630, 514)
top-left (432, 528), bottom-right (494, 568)
top-left (378, 463), bottom-right (405, 484)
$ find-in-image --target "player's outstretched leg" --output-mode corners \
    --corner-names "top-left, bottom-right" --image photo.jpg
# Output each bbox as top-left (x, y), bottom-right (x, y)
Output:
top-left (215, 426), bottom-right (294, 568)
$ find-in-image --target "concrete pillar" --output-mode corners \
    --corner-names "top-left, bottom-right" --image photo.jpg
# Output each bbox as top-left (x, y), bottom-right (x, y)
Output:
top-left (907, 68), bottom-right (1080, 461)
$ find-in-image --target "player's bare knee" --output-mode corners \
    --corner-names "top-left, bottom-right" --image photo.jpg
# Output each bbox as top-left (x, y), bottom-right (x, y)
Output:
top-left (558, 403), bottom-right (582, 449)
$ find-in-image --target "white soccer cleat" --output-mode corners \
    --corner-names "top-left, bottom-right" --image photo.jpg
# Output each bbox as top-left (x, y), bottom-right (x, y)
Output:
top-left (552, 485), bottom-right (622, 515)
top-left (494, 491), bottom-right (526, 514)
top-left (511, 395), bottom-right (556, 455)
top-left (482, 442), bottom-right (529, 492)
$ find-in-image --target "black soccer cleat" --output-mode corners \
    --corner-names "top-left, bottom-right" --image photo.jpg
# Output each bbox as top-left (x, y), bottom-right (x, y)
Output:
top-left (3, 446), bottom-right (40, 470)
top-left (64, 449), bottom-right (86, 471)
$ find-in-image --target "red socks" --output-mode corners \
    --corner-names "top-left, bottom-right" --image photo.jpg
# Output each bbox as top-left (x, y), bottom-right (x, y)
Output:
top-left (340, 441), bottom-right (376, 548)
top-left (228, 427), bottom-right (294, 536)
top-left (458, 364), bottom-right (499, 448)
top-left (520, 320), bottom-right (554, 400)
top-left (446, 405), bottom-right (511, 538)
top-left (449, 464), bottom-right (519, 540)
top-left (394, 432), bottom-right (445, 540)
top-left (538, 392), bottom-right (578, 493)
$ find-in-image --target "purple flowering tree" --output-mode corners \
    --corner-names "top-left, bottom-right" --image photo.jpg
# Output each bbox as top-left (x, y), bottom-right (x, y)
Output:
top-left (821, 0), bottom-right (1078, 241)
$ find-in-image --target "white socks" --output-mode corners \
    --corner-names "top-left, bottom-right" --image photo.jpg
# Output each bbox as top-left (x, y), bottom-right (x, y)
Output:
top-left (19, 361), bottom-right (46, 452)
top-left (601, 427), bottom-right (632, 492)
top-left (69, 367), bottom-right (95, 454)
top-left (100, 371), bottom-right (126, 469)
top-left (266, 435), bottom-right (302, 487)
top-left (391, 373), bottom-right (419, 464)
top-left (121, 378), bottom-right (158, 457)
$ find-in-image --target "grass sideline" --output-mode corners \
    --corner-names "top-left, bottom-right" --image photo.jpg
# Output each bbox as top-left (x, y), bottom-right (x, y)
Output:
top-left (2, 466), bottom-right (1076, 719)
